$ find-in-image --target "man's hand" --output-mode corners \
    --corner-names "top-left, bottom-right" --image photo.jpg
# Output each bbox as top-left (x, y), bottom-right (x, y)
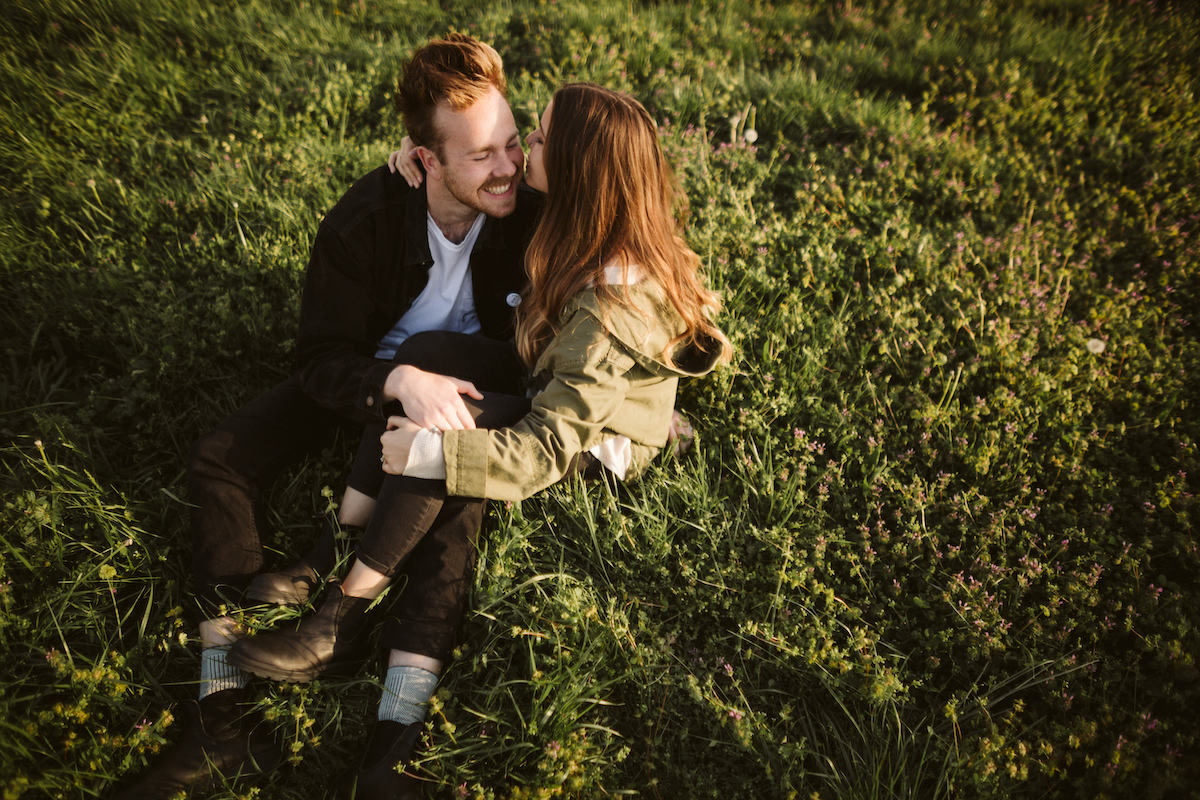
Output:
top-left (386, 136), bottom-right (424, 189)
top-left (380, 416), bottom-right (421, 475)
top-left (383, 364), bottom-right (482, 430)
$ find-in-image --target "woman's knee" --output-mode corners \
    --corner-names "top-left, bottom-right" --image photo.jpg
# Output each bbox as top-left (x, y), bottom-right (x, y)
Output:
top-left (391, 330), bottom-right (461, 373)
top-left (391, 331), bottom-right (523, 393)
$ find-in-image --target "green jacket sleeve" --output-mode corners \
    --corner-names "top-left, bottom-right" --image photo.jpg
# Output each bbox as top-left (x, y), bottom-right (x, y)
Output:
top-left (442, 309), bottom-right (635, 501)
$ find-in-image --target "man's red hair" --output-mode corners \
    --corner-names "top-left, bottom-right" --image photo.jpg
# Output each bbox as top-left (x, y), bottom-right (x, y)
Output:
top-left (395, 33), bottom-right (507, 157)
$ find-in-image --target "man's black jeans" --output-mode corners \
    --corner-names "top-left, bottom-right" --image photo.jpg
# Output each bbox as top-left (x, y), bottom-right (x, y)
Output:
top-left (187, 331), bottom-right (524, 662)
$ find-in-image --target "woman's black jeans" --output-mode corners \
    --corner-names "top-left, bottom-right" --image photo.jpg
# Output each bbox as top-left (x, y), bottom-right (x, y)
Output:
top-left (339, 376), bottom-right (604, 660)
top-left (343, 391), bottom-right (531, 661)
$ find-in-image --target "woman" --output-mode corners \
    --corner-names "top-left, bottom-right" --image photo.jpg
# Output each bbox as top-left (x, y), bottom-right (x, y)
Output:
top-left (230, 83), bottom-right (730, 793)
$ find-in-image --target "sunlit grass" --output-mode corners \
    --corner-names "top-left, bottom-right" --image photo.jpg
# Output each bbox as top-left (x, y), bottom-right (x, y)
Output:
top-left (2, 0), bottom-right (1198, 797)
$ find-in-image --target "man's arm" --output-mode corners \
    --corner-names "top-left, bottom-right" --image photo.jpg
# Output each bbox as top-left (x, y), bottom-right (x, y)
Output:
top-left (292, 223), bottom-right (476, 428)
top-left (293, 223), bottom-right (385, 422)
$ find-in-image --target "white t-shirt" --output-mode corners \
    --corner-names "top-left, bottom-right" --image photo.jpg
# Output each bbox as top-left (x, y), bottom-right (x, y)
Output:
top-left (374, 212), bottom-right (485, 359)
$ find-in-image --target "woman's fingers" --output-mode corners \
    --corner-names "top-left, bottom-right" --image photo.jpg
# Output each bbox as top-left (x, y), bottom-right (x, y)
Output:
top-left (398, 158), bottom-right (422, 188)
top-left (385, 136), bottom-right (424, 188)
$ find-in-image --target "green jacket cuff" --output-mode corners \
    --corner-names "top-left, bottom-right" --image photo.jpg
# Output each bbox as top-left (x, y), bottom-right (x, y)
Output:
top-left (444, 428), bottom-right (489, 498)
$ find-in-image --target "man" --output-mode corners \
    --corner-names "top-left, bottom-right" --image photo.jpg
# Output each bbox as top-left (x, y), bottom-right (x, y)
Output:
top-left (116, 33), bottom-right (539, 799)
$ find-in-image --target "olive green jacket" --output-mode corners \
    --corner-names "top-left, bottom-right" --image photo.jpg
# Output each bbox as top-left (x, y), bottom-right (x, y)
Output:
top-left (442, 281), bottom-right (722, 501)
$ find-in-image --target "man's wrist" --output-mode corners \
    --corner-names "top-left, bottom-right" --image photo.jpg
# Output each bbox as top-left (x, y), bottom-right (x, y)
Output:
top-left (383, 363), bottom-right (416, 403)
top-left (362, 359), bottom-right (399, 418)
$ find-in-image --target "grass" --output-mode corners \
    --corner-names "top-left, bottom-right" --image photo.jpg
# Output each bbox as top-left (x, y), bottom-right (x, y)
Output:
top-left (2, 0), bottom-right (1198, 797)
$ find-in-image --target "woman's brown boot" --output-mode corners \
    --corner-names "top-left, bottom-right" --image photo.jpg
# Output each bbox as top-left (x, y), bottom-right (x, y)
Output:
top-left (229, 581), bottom-right (373, 682)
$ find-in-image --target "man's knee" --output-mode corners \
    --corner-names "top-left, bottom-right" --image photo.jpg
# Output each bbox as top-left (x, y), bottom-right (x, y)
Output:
top-left (188, 428), bottom-right (237, 484)
top-left (188, 376), bottom-right (334, 488)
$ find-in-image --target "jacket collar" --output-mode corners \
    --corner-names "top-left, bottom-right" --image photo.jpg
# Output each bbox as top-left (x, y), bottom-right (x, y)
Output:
top-left (475, 210), bottom-right (507, 251)
top-left (401, 184), bottom-right (432, 268)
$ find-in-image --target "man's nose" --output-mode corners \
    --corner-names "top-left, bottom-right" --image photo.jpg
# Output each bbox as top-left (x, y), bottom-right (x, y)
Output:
top-left (494, 154), bottom-right (517, 176)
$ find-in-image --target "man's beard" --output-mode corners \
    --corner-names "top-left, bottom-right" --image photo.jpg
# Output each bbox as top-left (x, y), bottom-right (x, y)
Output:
top-left (443, 165), bottom-right (521, 218)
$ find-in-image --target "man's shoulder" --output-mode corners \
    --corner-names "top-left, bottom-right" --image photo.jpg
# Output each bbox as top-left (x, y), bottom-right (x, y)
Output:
top-left (321, 165), bottom-right (420, 237)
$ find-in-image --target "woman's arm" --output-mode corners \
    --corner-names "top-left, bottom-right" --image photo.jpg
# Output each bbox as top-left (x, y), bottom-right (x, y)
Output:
top-left (380, 310), bottom-right (636, 501)
top-left (445, 319), bottom-right (633, 500)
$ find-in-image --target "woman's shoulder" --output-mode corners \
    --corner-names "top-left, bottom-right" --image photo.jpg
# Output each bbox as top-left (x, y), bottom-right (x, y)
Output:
top-left (563, 279), bottom-right (671, 332)
top-left (564, 276), bottom-right (670, 316)
top-left (555, 281), bottom-right (696, 374)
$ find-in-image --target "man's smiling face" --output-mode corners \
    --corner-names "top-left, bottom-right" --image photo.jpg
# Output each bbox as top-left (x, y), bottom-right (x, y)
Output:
top-left (430, 86), bottom-right (524, 218)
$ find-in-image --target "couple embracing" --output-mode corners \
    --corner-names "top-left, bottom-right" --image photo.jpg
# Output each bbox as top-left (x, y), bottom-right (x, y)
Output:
top-left (117, 33), bottom-right (729, 799)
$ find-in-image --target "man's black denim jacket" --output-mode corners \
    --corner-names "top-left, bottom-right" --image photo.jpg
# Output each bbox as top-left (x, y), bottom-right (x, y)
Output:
top-left (293, 165), bottom-right (541, 425)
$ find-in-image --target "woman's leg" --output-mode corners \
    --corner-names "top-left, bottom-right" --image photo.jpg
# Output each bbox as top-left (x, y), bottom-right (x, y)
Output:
top-left (340, 558), bottom-right (391, 599)
top-left (229, 392), bottom-right (528, 683)
top-left (338, 486), bottom-right (375, 528)
top-left (353, 392), bottom-right (530, 577)
top-left (244, 424), bottom-right (383, 604)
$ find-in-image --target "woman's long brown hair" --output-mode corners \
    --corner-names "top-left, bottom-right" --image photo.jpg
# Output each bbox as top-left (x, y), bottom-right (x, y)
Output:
top-left (516, 83), bottom-right (732, 368)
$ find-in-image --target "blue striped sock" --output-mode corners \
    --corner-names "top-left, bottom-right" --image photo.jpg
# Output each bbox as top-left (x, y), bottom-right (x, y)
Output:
top-left (199, 646), bottom-right (249, 700)
top-left (377, 666), bottom-right (438, 725)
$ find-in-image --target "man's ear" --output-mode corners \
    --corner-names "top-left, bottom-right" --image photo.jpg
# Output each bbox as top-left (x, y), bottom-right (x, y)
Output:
top-left (416, 146), bottom-right (441, 179)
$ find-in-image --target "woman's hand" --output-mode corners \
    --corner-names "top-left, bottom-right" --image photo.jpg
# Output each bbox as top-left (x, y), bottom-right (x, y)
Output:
top-left (386, 136), bottom-right (423, 188)
top-left (380, 416), bottom-right (422, 475)
top-left (667, 410), bottom-right (695, 456)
